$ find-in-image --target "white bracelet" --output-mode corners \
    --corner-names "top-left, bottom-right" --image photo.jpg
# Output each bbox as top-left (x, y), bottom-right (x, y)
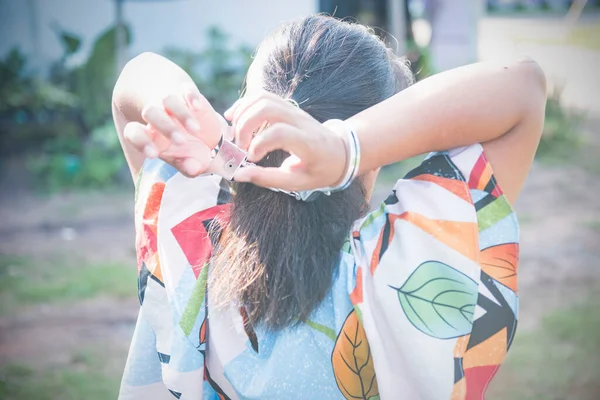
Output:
top-left (327, 119), bottom-right (360, 192)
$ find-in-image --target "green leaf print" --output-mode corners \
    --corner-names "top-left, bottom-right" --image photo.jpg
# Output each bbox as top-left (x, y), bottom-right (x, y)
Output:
top-left (391, 261), bottom-right (478, 339)
top-left (305, 319), bottom-right (337, 341)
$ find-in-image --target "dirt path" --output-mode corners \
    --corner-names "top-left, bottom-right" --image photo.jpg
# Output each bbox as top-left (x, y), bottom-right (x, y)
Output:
top-left (511, 161), bottom-right (600, 329)
top-left (0, 297), bottom-right (138, 369)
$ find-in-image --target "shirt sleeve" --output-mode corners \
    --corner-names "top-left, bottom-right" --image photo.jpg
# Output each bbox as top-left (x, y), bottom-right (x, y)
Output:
top-left (348, 143), bottom-right (519, 399)
top-left (125, 158), bottom-right (231, 399)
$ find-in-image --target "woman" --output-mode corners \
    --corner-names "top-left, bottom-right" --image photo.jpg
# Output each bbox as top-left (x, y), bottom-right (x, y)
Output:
top-left (113, 15), bottom-right (545, 400)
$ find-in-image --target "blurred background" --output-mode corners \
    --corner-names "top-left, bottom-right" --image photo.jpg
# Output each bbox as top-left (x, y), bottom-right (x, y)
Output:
top-left (0, 0), bottom-right (599, 399)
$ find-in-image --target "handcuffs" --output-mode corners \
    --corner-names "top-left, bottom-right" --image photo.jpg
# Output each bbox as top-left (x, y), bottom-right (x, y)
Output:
top-left (206, 118), bottom-right (360, 203)
top-left (206, 136), bottom-right (319, 201)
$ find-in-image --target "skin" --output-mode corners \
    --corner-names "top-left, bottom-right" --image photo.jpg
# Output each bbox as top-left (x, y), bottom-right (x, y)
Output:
top-left (240, 57), bottom-right (380, 203)
top-left (112, 52), bottom-right (546, 205)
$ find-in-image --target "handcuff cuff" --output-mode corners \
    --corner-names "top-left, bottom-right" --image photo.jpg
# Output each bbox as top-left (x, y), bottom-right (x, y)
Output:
top-left (205, 117), bottom-right (360, 203)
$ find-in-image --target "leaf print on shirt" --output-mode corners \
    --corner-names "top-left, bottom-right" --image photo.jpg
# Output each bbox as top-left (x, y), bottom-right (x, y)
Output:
top-left (480, 243), bottom-right (519, 293)
top-left (390, 261), bottom-right (478, 339)
top-left (332, 310), bottom-right (379, 400)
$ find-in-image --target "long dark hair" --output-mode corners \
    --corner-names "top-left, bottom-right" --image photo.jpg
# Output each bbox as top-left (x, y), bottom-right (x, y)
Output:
top-left (210, 15), bottom-right (413, 330)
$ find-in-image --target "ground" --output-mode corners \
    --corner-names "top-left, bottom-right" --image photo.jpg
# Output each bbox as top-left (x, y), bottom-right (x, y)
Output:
top-left (1, 14), bottom-right (599, 400)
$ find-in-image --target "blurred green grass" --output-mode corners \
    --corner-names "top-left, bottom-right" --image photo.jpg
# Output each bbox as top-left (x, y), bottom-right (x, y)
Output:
top-left (582, 219), bottom-right (600, 231)
top-left (0, 349), bottom-right (121, 400)
top-left (489, 296), bottom-right (600, 400)
top-left (0, 255), bottom-right (136, 316)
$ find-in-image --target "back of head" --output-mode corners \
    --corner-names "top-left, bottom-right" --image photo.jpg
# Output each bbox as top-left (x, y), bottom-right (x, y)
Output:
top-left (210, 15), bottom-right (413, 330)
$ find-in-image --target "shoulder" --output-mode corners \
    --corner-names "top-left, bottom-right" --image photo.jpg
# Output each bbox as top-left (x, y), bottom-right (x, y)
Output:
top-left (349, 143), bottom-right (519, 296)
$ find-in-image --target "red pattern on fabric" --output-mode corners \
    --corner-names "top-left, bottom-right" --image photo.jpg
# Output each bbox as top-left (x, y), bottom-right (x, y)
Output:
top-left (468, 151), bottom-right (504, 198)
top-left (350, 267), bottom-right (363, 305)
top-left (468, 154), bottom-right (487, 190)
top-left (171, 204), bottom-right (231, 278)
top-left (136, 182), bottom-right (165, 274)
top-left (463, 365), bottom-right (500, 400)
top-left (491, 184), bottom-right (502, 198)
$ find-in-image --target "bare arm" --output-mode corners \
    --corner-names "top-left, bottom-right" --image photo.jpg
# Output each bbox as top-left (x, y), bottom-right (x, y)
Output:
top-left (112, 53), bottom-right (195, 178)
top-left (348, 58), bottom-right (547, 203)
top-left (112, 52), bottom-right (229, 181)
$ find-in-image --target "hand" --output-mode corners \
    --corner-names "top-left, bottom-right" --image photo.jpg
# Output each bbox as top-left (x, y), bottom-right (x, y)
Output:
top-left (122, 83), bottom-right (228, 177)
top-left (224, 91), bottom-right (348, 191)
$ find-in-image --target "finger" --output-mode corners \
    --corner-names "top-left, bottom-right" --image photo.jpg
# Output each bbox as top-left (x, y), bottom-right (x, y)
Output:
top-left (247, 124), bottom-right (310, 161)
top-left (185, 89), bottom-right (212, 119)
top-left (141, 105), bottom-right (186, 145)
top-left (123, 122), bottom-right (157, 158)
top-left (234, 100), bottom-right (295, 150)
top-left (163, 94), bottom-right (201, 136)
top-left (155, 136), bottom-right (212, 177)
top-left (224, 98), bottom-right (242, 121)
top-left (234, 165), bottom-right (305, 191)
top-left (184, 90), bottom-right (223, 148)
top-left (230, 91), bottom-right (283, 129)
top-left (179, 158), bottom-right (205, 177)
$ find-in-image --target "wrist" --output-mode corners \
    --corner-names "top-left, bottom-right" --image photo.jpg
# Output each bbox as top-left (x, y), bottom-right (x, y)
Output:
top-left (322, 119), bottom-right (360, 190)
top-left (216, 111), bottom-right (234, 143)
top-left (322, 120), bottom-right (348, 186)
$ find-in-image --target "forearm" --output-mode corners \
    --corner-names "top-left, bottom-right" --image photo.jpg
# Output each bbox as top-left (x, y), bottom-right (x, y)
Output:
top-left (349, 59), bottom-right (547, 174)
top-left (112, 52), bottom-right (199, 177)
top-left (112, 52), bottom-right (196, 124)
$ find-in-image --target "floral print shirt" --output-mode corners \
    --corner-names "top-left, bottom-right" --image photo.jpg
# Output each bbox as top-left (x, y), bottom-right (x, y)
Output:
top-left (118, 144), bottom-right (519, 400)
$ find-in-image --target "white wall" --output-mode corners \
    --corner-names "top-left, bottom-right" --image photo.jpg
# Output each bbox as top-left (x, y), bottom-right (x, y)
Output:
top-left (0, 0), bottom-right (317, 71)
top-left (428, 0), bottom-right (482, 71)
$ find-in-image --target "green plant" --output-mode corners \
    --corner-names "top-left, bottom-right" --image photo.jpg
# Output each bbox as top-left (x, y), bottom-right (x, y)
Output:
top-left (25, 145), bottom-right (82, 193)
top-left (26, 121), bottom-right (126, 192)
top-left (407, 40), bottom-right (434, 81)
top-left (75, 122), bottom-right (127, 187)
top-left (537, 86), bottom-right (585, 161)
top-left (0, 48), bottom-right (78, 118)
top-left (71, 24), bottom-right (131, 131)
top-left (164, 26), bottom-right (252, 113)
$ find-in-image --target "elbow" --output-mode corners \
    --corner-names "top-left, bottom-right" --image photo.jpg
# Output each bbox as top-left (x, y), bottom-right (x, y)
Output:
top-left (516, 58), bottom-right (547, 141)
top-left (518, 57), bottom-right (547, 99)
top-left (112, 52), bottom-right (159, 113)
top-left (516, 58), bottom-right (547, 122)
top-left (125, 52), bottom-right (162, 69)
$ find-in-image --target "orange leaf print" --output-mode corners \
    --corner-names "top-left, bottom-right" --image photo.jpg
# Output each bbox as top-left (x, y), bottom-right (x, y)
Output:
top-left (396, 212), bottom-right (478, 261)
top-left (410, 173), bottom-right (471, 203)
top-left (143, 182), bottom-right (166, 228)
top-left (199, 318), bottom-right (206, 345)
top-left (332, 310), bottom-right (379, 400)
top-left (480, 243), bottom-right (519, 293)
